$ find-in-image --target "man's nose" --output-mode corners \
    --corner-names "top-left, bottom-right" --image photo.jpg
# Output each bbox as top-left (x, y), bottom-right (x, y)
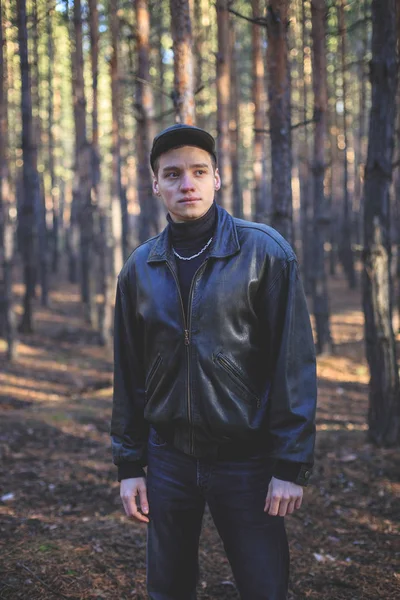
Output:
top-left (180, 172), bottom-right (195, 190)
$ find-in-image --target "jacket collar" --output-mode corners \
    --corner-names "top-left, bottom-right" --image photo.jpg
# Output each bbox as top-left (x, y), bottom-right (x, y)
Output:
top-left (147, 204), bottom-right (240, 264)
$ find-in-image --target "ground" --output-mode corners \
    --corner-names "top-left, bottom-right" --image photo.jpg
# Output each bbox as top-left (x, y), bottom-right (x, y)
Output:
top-left (0, 268), bottom-right (399, 600)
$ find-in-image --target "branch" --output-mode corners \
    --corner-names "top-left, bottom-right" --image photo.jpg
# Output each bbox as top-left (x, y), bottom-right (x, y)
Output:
top-left (137, 85), bottom-right (206, 124)
top-left (17, 563), bottom-right (76, 600)
top-left (132, 75), bottom-right (172, 99)
top-left (228, 7), bottom-right (267, 27)
top-left (255, 117), bottom-right (318, 135)
top-left (327, 16), bottom-right (372, 37)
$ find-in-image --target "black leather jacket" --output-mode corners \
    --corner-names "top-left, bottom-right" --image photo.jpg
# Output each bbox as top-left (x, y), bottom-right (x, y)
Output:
top-left (111, 205), bottom-right (317, 486)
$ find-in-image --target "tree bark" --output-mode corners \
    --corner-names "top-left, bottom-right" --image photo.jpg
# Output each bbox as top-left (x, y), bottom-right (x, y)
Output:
top-left (16, 0), bottom-right (40, 334)
top-left (299, 0), bottom-right (312, 292)
top-left (110, 0), bottom-right (126, 272)
top-left (266, 0), bottom-right (293, 244)
top-left (47, 1), bottom-right (59, 276)
top-left (229, 20), bottom-right (242, 218)
top-left (169, 0), bottom-right (195, 124)
top-left (310, 0), bottom-right (333, 354)
top-left (216, 0), bottom-right (233, 213)
top-left (88, 0), bottom-right (110, 342)
top-left (362, 0), bottom-right (399, 446)
top-left (136, 0), bottom-right (160, 243)
top-left (71, 0), bottom-right (97, 326)
top-left (0, 0), bottom-right (17, 359)
top-left (338, 0), bottom-right (356, 288)
top-left (252, 0), bottom-right (267, 223)
top-left (353, 0), bottom-right (368, 246)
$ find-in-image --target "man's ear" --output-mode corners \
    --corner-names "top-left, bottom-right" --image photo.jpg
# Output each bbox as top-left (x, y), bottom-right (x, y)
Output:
top-left (214, 168), bottom-right (221, 191)
top-left (153, 179), bottom-right (160, 196)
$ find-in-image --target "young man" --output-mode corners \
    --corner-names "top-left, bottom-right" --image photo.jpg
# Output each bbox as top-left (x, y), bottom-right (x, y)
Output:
top-left (111, 123), bottom-right (317, 600)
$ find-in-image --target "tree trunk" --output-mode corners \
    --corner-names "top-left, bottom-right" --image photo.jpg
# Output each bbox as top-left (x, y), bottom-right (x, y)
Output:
top-left (310, 0), bottom-right (333, 354)
top-left (136, 0), bottom-right (160, 243)
top-left (266, 0), bottom-right (293, 244)
top-left (193, 0), bottom-right (207, 129)
top-left (110, 0), bottom-right (126, 271)
top-left (299, 0), bottom-right (312, 292)
top-left (71, 0), bottom-right (97, 325)
top-left (47, 1), bottom-right (59, 275)
top-left (0, 0), bottom-right (17, 359)
top-left (216, 0), bottom-right (233, 213)
top-left (32, 0), bottom-right (49, 307)
top-left (88, 0), bottom-right (108, 339)
top-left (17, 0), bottom-right (40, 334)
top-left (338, 0), bottom-right (356, 288)
top-left (229, 20), bottom-right (242, 218)
top-left (362, 0), bottom-right (399, 446)
top-left (169, 0), bottom-right (195, 124)
top-left (353, 0), bottom-right (368, 247)
top-left (252, 0), bottom-right (267, 223)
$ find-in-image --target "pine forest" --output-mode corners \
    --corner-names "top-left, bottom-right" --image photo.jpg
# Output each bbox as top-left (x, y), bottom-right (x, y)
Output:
top-left (0, 1), bottom-right (399, 599)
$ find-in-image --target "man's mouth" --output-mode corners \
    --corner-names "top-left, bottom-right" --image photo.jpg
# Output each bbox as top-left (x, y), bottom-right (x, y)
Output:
top-left (179, 197), bottom-right (201, 203)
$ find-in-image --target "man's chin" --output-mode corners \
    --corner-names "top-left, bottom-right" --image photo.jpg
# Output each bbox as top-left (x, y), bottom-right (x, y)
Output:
top-left (171, 206), bottom-right (208, 222)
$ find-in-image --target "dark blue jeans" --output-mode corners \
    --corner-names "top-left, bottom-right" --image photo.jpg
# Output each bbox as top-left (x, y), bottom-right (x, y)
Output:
top-left (146, 429), bottom-right (289, 600)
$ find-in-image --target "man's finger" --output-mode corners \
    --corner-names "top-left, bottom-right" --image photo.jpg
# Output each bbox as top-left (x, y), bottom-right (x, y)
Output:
top-left (264, 481), bottom-right (272, 512)
top-left (138, 485), bottom-right (149, 516)
top-left (267, 494), bottom-right (281, 516)
top-left (295, 495), bottom-right (303, 510)
top-left (278, 497), bottom-right (290, 517)
top-left (126, 497), bottom-right (149, 523)
top-left (286, 499), bottom-right (296, 514)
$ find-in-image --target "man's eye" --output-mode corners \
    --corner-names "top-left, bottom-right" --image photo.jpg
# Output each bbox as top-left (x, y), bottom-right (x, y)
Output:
top-left (195, 170), bottom-right (205, 175)
top-left (166, 172), bottom-right (178, 178)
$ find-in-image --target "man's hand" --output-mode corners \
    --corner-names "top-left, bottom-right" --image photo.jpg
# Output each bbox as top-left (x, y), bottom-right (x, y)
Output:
top-left (120, 477), bottom-right (149, 523)
top-left (264, 476), bottom-right (303, 517)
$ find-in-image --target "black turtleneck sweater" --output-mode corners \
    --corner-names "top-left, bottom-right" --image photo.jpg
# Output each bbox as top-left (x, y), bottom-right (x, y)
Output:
top-left (168, 202), bottom-right (216, 318)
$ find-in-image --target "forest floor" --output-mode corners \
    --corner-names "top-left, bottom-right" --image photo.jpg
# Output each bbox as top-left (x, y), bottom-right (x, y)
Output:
top-left (0, 266), bottom-right (399, 600)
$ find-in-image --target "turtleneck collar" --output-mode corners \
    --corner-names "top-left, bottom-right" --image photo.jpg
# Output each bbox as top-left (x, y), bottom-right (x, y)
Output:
top-left (167, 201), bottom-right (217, 249)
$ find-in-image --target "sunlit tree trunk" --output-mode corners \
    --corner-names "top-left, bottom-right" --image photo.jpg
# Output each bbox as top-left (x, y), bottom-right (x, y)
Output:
top-left (193, 0), bottom-right (207, 129)
top-left (0, 0), bottom-right (16, 359)
top-left (216, 0), bottom-right (233, 213)
top-left (88, 0), bottom-right (111, 343)
top-left (252, 0), bottom-right (267, 223)
top-left (136, 0), bottom-right (160, 243)
top-left (17, 0), bottom-right (40, 333)
top-left (229, 20), bottom-right (242, 218)
top-left (310, 0), bottom-right (333, 354)
top-left (170, 0), bottom-right (195, 124)
top-left (110, 0), bottom-right (126, 271)
top-left (363, 0), bottom-right (399, 446)
top-left (266, 0), bottom-right (293, 244)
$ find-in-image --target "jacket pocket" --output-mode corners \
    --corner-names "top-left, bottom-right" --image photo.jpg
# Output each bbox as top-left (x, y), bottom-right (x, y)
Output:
top-left (145, 354), bottom-right (163, 394)
top-left (214, 352), bottom-right (260, 407)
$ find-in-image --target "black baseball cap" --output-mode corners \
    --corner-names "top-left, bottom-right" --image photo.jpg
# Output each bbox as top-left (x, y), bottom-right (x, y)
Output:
top-left (150, 123), bottom-right (217, 171)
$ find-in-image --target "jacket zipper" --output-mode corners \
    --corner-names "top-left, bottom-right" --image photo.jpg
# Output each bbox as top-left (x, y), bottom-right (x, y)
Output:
top-left (166, 259), bottom-right (208, 455)
top-left (216, 353), bottom-right (261, 407)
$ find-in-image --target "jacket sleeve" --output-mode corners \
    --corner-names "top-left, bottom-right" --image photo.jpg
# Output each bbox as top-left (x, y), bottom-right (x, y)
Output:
top-left (263, 258), bottom-right (317, 486)
top-left (110, 276), bottom-right (149, 481)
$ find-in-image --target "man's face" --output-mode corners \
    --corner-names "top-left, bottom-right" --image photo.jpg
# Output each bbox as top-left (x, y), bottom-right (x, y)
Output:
top-left (152, 146), bottom-right (221, 223)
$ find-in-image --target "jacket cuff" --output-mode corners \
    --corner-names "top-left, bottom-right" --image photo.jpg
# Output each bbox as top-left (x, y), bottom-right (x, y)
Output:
top-left (273, 459), bottom-right (313, 486)
top-left (118, 463), bottom-right (146, 482)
